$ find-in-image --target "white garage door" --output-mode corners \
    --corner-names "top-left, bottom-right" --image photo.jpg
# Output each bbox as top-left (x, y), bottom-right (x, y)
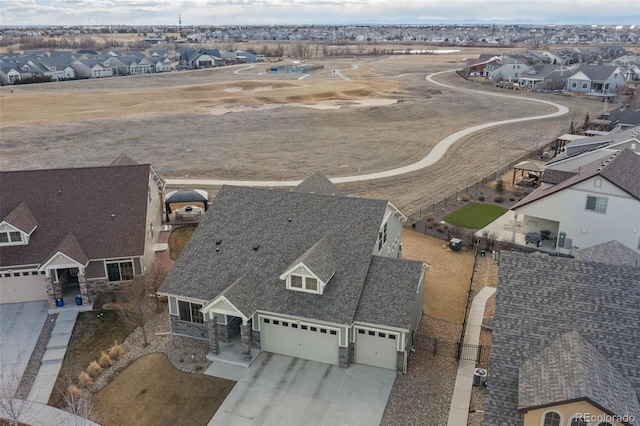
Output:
top-left (355, 328), bottom-right (398, 370)
top-left (260, 318), bottom-right (339, 365)
top-left (0, 273), bottom-right (47, 304)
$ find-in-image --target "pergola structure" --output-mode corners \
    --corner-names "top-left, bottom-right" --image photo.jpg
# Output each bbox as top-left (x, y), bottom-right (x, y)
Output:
top-left (512, 160), bottom-right (544, 186)
top-left (165, 189), bottom-right (208, 222)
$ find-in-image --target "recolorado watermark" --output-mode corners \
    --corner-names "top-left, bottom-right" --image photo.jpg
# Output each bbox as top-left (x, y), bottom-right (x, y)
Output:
top-left (575, 413), bottom-right (636, 423)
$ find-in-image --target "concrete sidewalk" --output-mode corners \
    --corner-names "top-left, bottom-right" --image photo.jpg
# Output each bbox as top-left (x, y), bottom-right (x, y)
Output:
top-left (0, 397), bottom-right (99, 426)
top-left (447, 286), bottom-right (496, 426)
top-left (28, 310), bottom-right (79, 404)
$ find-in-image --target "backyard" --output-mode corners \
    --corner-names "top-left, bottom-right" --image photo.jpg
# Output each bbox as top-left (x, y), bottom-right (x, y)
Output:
top-left (442, 202), bottom-right (508, 229)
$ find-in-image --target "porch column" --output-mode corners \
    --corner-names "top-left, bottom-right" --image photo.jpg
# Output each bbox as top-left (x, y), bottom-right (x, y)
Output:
top-left (78, 270), bottom-right (90, 305)
top-left (206, 315), bottom-right (219, 355)
top-left (45, 273), bottom-right (58, 309)
top-left (240, 320), bottom-right (252, 361)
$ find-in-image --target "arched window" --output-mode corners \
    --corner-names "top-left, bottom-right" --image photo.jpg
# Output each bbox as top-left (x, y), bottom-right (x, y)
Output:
top-left (541, 411), bottom-right (562, 426)
top-left (569, 417), bottom-right (587, 426)
top-left (598, 423), bottom-right (613, 426)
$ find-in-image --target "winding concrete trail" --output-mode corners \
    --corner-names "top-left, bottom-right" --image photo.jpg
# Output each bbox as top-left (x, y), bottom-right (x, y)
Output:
top-left (165, 70), bottom-right (569, 187)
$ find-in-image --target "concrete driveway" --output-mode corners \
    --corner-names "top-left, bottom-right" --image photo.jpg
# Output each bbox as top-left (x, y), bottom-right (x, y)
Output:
top-left (209, 353), bottom-right (396, 426)
top-left (0, 302), bottom-right (48, 393)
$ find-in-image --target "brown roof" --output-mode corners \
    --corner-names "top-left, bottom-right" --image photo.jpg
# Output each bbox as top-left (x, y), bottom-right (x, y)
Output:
top-left (109, 153), bottom-right (139, 166)
top-left (513, 149), bottom-right (640, 209)
top-left (43, 232), bottom-right (89, 266)
top-left (0, 164), bottom-right (152, 268)
top-left (540, 169), bottom-right (578, 184)
top-left (3, 201), bottom-right (38, 234)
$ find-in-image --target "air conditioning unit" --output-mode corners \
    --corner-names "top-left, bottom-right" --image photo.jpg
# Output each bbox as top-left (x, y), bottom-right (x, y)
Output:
top-left (473, 368), bottom-right (487, 386)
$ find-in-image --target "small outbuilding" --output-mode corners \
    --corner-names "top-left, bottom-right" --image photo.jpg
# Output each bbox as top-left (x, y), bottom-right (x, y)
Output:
top-left (165, 189), bottom-right (208, 221)
top-left (511, 160), bottom-right (544, 186)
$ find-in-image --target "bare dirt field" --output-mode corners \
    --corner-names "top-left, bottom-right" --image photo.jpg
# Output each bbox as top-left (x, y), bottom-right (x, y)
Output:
top-left (0, 50), bottom-right (604, 213)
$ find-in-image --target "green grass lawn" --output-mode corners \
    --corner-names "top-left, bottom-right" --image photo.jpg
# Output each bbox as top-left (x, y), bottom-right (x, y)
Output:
top-left (94, 353), bottom-right (235, 426)
top-left (442, 202), bottom-right (508, 229)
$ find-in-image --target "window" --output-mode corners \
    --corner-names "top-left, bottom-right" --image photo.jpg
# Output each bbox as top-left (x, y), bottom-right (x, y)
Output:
top-left (368, 330), bottom-right (375, 336)
top-left (106, 261), bottom-right (134, 282)
top-left (582, 83), bottom-right (588, 89)
top-left (379, 333), bottom-right (386, 338)
top-left (389, 335), bottom-right (396, 340)
top-left (290, 275), bottom-right (303, 288)
top-left (178, 300), bottom-right (203, 324)
top-left (570, 418), bottom-right (587, 426)
top-left (9, 232), bottom-right (21, 242)
top-left (378, 232), bottom-right (383, 250)
top-left (594, 178), bottom-right (602, 187)
top-left (301, 325), bottom-right (308, 330)
top-left (306, 278), bottom-right (318, 291)
top-left (263, 318), bottom-right (270, 324)
top-left (358, 329), bottom-right (365, 334)
top-left (330, 330), bottom-right (337, 335)
top-left (320, 329), bottom-right (327, 334)
top-left (542, 412), bottom-right (561, 426)
top-left (292, 323), bottom-right (298, 328)
top-left (572, 82), bottom-right (577, 88)
top-left (0, 233), bottom-right (8, 243)
top-left (283, 322), bottom-right (289, 327)
top-left (383, 222), bottom-right (387, 243)
top-left (604, 83), bottom-right (610, 90)
top-left (273, 320), bottom-right (280, 325)
top-left (586, 196), bottom-right (607, 213)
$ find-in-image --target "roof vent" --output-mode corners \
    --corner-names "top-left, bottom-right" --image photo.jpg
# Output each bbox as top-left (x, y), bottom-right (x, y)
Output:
top-left (215, 247), bottom-right (220, 252)
top-left (215, 239), bottom-right (222, 245)
top-left (288, 217), bottom-right (292, 222)
top-left (111, 214), bottom-right (116, 219)
top-left (253, 244), bottom-right (260, 251)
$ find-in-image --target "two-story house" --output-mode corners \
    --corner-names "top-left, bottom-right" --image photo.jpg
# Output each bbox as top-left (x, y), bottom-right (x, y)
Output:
top-left (566, 64), bottom-right (626, 95)
top-left (511, 148), bottom-right (640, 255)
top-left (0, 155), bottom-right (164, 307)
top-left (159, 173), bottom-right (429, 373)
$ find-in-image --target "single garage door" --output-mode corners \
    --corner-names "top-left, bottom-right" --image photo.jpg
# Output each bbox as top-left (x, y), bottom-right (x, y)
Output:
top-left (355, 328), bottom-right (398, 370)
top-left (0, 273), bottom-right (47, 304)
top-left (260, 318), bottom-right (339, 365)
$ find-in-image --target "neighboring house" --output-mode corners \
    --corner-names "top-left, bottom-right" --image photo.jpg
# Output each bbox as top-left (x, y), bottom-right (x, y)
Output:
top-left (70, 59), bottom-right (113, 79)
top-left (159, 173), bottom-right (429, 373)
top-left (566, 64), bottom-right (626, 95)
top-left (517, 64), bottom-right (564, 90)
top-left (511, 149), bottom-right (640, 255)
top-left (465, 55), bottom-right (500, 75)
top-left (545, 126), bottom-right (640, 172)
top-left (0, 154), bottom-right (164, 306)
top-left (605, 108), bottom-right (640, 130)
top-left (484, 251), bottom-right (640, 425)
top-left (483, 57), bottom-right (532, 81)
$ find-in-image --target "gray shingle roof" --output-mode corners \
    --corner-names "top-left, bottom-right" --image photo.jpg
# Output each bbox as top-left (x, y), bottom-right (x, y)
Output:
top-left (293, 172), bottom-right (343, 196)
top-left (110, 153), bottom-right (139, 166)
top-left (284, 235), bottom-right (337, 285)
top-left (513, 148), bottom-right (640, 209)
top-left (161, 182), bottom-right (425, 330)
top-left (518, 330), bottom-right (639, 421)
top-left (574, 240), bottom-right (640, 266)
top-left (160, 185), bottom-right (388, 325)
top-left (3, 201), bottom-right (37, 234)
top-left (540, 168), bottom-right (577, 184)
top-left (571, 64), bottom-right (619, 82)
top-left (354, 256), bottom-right (425, 329)
top-left (0, 163), bottom-right (152, 268)
top-left (484, 252), bottom-right (640, 425)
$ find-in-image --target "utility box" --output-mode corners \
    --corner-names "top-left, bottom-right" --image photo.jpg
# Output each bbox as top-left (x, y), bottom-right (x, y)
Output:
top-left (449, 238), bottom-right (462, 252)
top-left (473, 368), bottom-right (487, 386)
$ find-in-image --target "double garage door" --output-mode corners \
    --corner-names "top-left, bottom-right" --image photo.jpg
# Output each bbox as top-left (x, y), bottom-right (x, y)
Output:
top-left (0, 273), bottom-right (47, 304)
top-left (260, 317), bottom-right (339, 365)
top-left (355, 328), bottom-right (398, 370)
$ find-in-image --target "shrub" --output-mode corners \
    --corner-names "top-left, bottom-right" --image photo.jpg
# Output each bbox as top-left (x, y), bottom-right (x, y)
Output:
top-left (108, 342), bottom-right (124, 360)
top-left (67, 384), bottom-right (83, 399)
top-left (494, 196), bottom-right (504, 203)
top-left (436, 225), bottom-right (445, 233)
top-left (78, 372), bottom-right (93, 387)
top-left (478, 194), bottom-right (485, 201)
top-left (86, 361), bottom-right (103, 378)
top-left (495, 179), bottom-right (505, 195)
top-left (426, 214), bottom-right (437, 223)
top-left (509, 197), bottom-right (515, 201)
top-left (460, 194), bottom-right (470, 202)
top-left (99, 351), bottom-right (114, 368)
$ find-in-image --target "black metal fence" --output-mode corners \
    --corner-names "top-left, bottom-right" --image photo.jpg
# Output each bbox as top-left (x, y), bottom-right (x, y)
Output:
top-left (413, 333), bottom-right (490, 365)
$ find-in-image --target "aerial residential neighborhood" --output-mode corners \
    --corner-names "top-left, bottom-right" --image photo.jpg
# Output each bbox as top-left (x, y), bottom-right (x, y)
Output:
top-left (1, 16), bottom-right (639, 426)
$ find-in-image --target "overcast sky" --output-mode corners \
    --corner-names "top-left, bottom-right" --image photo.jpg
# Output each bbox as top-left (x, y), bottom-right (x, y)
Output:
top-left (2, 0), bottom-right (639, 26)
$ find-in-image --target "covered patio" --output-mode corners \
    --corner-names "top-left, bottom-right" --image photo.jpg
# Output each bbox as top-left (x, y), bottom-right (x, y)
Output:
top-left (164, 189), bottom-right (209, 222)
top-left (511, 160), bottom-right (544, 187)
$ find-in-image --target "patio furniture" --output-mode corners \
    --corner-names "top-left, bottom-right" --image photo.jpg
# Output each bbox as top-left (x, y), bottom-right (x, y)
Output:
top-left (525, 232), bottom-right (541, 247)
top-left (175, 205), bottom-right (203, 220)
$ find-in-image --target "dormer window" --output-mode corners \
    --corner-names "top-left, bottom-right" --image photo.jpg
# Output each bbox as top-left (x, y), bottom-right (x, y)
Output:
top-left (287, 274), bottom-right (320, 293)
top-left (0, 231), bottom-right (24, 246)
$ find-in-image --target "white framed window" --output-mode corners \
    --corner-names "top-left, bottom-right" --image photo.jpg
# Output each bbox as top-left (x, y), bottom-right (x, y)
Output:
top-left (540, 411), bottom-right (562, 426)
top-left (585, 195), bottom-right (607, 213)
top-left (383, 222), bottom-right (388, 244)
top-left (177, 300), bottom-right (203, 324)
top-left (582, 83), bottom-right (588, 89)
top-left (0, 231), bottom-right (25, 246)
top-left (106, 260), bottom-right (134, 282)
top-left (288, 274), bottom-right (320, 293)
top-left (572, 82), bottom-right (577, 88)
top-left (569, 416), bottom-right (587, 426)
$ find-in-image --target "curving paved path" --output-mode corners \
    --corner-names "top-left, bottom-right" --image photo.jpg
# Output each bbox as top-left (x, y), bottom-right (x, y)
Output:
top-left (164, 70), bottom-right (568, 187)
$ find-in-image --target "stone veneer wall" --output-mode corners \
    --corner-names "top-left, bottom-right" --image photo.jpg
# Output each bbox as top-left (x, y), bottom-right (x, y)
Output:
top-left (86, 278), bottom-right (127, 296)
top-left (348, 342), bottom-right (354, 364)
top-left (218, 316), bottom-right (242, 343)
top-left (396, 351), bottom-right (405, 373)
top-left (339, 346), bottom-right (349, 368)
top-left (170, 315), bottom-right (208, 340)
top-left (252, 329), bottom-right (261, 349)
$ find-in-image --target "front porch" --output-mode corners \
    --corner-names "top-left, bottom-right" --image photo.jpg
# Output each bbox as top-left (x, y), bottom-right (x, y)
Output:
top-left (205, 332), bottom-right (261, 368)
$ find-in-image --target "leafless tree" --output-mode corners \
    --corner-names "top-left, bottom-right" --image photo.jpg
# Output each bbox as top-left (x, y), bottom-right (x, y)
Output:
top-left (145, 260), bottom-right (168, 313)
top-left (105, 278), bottom-right (150, 347)
top-left (55, 374), bottom-right (96, 425)
top-left (0, 353), bottom-right (27, 426)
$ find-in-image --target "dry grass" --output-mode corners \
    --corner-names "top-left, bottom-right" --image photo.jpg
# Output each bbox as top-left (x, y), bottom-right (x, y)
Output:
top-left (168, 226), bottom-right (197, 261)
top-left (401, 229), bottom-right (474, 324)
top-left (93, 353), bottom-right (235, 426)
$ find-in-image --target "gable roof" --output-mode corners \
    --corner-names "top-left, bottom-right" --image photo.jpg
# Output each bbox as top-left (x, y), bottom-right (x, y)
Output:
top-left (3, 201), bottom-right (37, 234)
top-left (570, 64), bottom-right (620, 82)
top-left (283, 235), bottom-right (337, 284)
top-left (484, 252), bottom-right (640, 424)
top-left (0, 163), bottom-right (152, 268)
top-left (574, 240), bottom-right (640, 266)
top-left (518, 330), bottom-right (639, 420)
top-left (513, 149), bottom-right (640, 209)
top-left (43, 232), bottom-right (89, 266)
top-left (293, 172), bottom-right (342, 196)
top-left (354, 256), bottom-right (425, 330)
top-left (110, 153), bottom-right (139, 166)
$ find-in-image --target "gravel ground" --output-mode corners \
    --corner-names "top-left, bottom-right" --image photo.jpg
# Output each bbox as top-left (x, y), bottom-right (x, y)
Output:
top-left (15, 313), bottom-right (58, 399)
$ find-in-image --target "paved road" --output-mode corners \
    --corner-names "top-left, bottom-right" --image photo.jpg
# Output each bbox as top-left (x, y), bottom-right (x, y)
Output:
top-left (165, 69), bottom-right (569, 188)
